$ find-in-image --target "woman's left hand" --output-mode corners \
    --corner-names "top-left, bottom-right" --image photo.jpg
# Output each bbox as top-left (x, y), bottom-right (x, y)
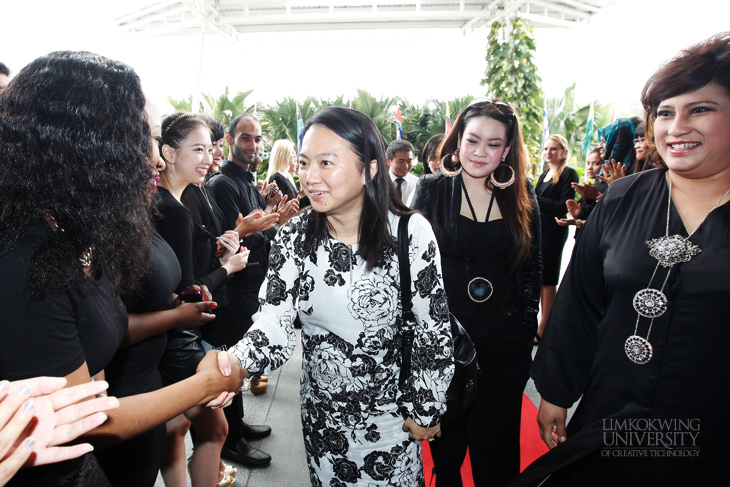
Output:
top-left (402, 417), bottom-right (441, 442)
top-left (218, 230), bottom-right (241, 264)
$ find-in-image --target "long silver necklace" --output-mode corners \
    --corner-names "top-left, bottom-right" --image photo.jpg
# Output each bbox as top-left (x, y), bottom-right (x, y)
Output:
top-left (626, 178), bottom-right (730, 364)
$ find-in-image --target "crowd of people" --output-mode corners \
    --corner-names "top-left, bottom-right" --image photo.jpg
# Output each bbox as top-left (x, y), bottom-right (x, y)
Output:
top-left (0, 30), bottom-right (728, 487)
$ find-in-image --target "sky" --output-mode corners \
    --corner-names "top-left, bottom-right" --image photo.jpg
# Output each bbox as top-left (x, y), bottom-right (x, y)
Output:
top-left (2, 0), bottom-right (726, 116)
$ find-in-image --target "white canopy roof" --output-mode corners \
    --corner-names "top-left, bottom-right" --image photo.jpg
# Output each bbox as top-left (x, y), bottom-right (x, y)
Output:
top-left (116, 0), bottom-right (613, 44)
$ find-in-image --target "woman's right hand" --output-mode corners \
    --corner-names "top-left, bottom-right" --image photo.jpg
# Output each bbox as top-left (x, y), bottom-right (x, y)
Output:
top-left (195, 351), bottom-right (247, 407)
top-left (537, 398), bottom-right (567, 449)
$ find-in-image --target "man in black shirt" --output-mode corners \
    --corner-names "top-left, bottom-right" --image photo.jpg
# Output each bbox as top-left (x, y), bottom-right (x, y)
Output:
top-left (206, 113), bottom-right (277, 468)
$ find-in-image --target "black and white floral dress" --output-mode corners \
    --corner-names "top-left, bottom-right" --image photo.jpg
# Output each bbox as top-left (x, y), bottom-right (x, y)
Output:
top-left (229, 211), bottom-right (454, 486)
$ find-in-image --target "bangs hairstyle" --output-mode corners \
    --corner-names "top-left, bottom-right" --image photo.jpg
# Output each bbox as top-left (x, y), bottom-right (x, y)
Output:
top-left (0, 51), bottom-right (152, 299)
top-left (642, 32), bottom-right (730, 127)
top-left (300, 107), bottom-right (411, 271)
top-left (438, 98), bottom-right (535, 271)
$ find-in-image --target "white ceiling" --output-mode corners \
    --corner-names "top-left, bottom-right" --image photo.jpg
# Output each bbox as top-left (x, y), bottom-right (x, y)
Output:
top-left (116, 0), bottom-right (614, 43)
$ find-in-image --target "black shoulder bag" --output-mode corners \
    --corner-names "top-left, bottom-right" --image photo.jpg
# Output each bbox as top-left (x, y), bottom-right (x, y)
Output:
top-left (397, 213), bottom-right (479, 424)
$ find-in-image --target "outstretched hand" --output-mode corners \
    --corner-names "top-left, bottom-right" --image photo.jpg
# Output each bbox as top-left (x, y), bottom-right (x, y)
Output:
top-left (571, 182), bottom-right (601, 200)
top-left (235, 210), bottom-right (278, 238)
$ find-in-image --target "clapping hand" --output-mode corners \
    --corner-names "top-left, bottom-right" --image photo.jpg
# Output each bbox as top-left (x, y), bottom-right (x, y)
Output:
top-left (595, 160), bottom-right (627, 186)
top-left (0, 377), bottom-right (119, 479)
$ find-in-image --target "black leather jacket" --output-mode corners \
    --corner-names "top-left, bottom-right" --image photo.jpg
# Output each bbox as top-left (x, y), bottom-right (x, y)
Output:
top-left (411, 174), bottom-right (542, 339)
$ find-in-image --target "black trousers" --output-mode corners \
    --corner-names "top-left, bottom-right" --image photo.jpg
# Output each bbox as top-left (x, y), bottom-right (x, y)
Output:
top-left (430, 333), bottom-right (533, 487)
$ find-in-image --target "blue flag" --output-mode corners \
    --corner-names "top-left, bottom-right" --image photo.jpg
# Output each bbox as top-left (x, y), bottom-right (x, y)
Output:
top-left (296, 104), bottom-right (304, 153)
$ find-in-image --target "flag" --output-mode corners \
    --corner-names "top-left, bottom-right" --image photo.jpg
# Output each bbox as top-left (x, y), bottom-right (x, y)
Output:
top-left (395, 105), bottom-right (403, 140)
top-left (540, 102), bottom-right (549, 163)
top-left (582, 101), bottom-right (595, 156)
top-left (296, 104), bottom-right (304, 153)
top-left (445, 103), bottom-right (452, 134)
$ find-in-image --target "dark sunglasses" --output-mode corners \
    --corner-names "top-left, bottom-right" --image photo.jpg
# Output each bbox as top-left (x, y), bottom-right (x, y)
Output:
top-left (468, 97), bottom-right (516, 117)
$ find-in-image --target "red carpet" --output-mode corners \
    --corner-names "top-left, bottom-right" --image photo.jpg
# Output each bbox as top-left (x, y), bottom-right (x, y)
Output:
top-left (422, 394), bottom-right (548, 486)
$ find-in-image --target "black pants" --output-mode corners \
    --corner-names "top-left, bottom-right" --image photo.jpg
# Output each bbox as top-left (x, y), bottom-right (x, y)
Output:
top-left (430, 333), bottom-right (533, 487)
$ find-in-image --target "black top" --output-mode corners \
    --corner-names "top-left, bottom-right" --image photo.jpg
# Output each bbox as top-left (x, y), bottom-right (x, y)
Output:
top-left (105, 230), bottom-right (180, 398)
top-left (269, 172), bottom-right (298, 200)
top-left (517, 169), bottom-right (730, 485)
top-left (0, 220), bottom-right (127, 380)
top-left (411, 174), bottom-right (542, 339)
top-left (206, 160), bottom-right (276, 285)
top-left (1, 220), bottom-right (126, 487)
top-left (154, 187), bottom-right (227, 294)
top-left (536, 166), bottom-right (579, 233)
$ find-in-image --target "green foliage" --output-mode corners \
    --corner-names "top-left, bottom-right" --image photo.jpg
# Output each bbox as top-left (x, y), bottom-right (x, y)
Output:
top-left (352, 90), bottom-right (396, 145)
top-left (260, 96), bottom-right (317, 144)
top-left (200, 87), bottom-right (255, 129)
top-left (482, 17), bottom-right (543, 167)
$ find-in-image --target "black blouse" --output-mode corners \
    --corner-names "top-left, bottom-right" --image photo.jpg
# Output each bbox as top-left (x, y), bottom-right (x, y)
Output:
top-left (154, 187), bottom-right (227, 295)
top-left (411, 174), bottom-right (542, 339)
top-left (519, 169), bottom-right (730, 485)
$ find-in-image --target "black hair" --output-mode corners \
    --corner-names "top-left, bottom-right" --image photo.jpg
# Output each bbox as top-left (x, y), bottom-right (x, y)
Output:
top-left (0, 62), bottom-right (9, 76)
top-left (0, 51), bottom-right (151, 299)
top-left (421, 134), bottom-right (445, 174)
top-left (198, 114), bottom-right (225, 141)
top-left (385, 139), bottom-right (415, 160)
top-left (228, 113), bottom-right (259, 137)
top-left (300, 107), bottom-right (411, 271)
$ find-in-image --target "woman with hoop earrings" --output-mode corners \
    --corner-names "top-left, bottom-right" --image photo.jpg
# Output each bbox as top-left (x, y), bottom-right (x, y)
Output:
top-left (411, 98), bottom-right (542, 487)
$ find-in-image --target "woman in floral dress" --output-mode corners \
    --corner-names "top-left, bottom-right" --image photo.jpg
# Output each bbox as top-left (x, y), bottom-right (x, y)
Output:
top-left (229, 107), bottom-right (454, 486)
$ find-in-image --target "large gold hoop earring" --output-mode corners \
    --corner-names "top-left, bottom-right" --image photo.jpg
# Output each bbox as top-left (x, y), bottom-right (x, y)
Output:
top-left (439, 151), bottom-right (462, 177)
top-left (490, 164), bottom-right (515, 189)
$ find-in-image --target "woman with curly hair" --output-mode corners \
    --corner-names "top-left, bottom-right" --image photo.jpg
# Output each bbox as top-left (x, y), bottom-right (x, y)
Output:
top-left (226, 106), bottom-right (455, 486)
top-left (0, 51), bottom-right (244, 487)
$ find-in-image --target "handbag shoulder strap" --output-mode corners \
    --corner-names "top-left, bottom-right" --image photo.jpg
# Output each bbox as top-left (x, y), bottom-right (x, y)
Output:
top-left (398, 213), bottom-right (414, 389)
top-left (398, 213), bottom-right (414, 320)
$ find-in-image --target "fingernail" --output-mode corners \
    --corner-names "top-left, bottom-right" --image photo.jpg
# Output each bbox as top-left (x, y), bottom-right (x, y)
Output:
top-left (559, 437), bottom-right (566, 442)
top-left (22, 437), bottom-right (35, 449)
top-left (210, 302), bottom-right (217, 309)
top-left (21, 399), bottom-right (35, 414)
top-left (203, 296), bottom-right (208, 301)
top-left (224, 367), bottom-right (231, 377)
top-left (17, 386), bottom-right (30, 397)
top-left (0, 380), bottom-right (8, 393)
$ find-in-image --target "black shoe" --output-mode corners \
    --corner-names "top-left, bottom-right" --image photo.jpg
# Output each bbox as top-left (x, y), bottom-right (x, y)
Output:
top-left (221, 438), bottom-right (271, 468)
top-left (241, 421), bottom-right (272, 440)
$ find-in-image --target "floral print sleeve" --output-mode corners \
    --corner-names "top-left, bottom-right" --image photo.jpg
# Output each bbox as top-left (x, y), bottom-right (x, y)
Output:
top-left (397, 213), bottom-right (454, 427)
top-left (228, 218), bottom-right (301, 375)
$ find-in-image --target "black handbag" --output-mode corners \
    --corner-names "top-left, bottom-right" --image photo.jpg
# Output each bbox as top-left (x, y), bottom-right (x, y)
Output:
top-left (397, 214), bottom-right (479, 424)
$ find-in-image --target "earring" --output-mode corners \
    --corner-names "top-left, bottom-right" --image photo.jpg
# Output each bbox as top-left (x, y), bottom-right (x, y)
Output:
top-left (439, 150), bottom-right (462, 177)
top-left (490, 164), bottom-right (515, 189)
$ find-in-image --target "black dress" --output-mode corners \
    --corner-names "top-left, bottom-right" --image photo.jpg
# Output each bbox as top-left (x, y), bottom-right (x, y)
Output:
top-left (95, 230), bottom-right (181, 487)
top-left (411, 174), bottom-right (542, 487)
top-left (0, 220), bottom-right (126, 487)
top-left (513, 169), bottom-right (730, 486)
top-left (155, 187), bottom-right (226, 384)
top-left (535, 167), bottom-right (578, 285)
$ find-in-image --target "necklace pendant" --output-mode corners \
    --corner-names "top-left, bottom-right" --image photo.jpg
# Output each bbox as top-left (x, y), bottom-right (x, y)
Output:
top-left (633, 288), bottom-right (668, 318)
top-left (625, 335), bottom-right (653, 365)
top-left (646, 234), bottom-right (701, 267)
